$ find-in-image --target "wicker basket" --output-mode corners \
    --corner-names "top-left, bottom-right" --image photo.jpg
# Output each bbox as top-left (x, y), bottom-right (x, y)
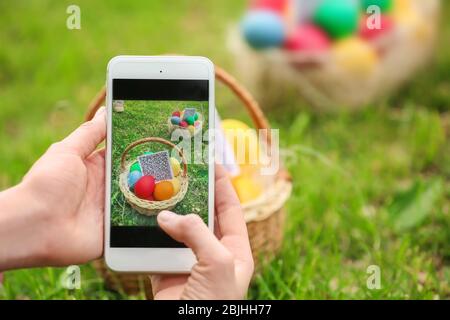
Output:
top-left (119, 137), bottom-right (188, 216)
top-left (85, 65), bottom-right (292, 297)
top-left (229, 0), bottom-right (441, 111)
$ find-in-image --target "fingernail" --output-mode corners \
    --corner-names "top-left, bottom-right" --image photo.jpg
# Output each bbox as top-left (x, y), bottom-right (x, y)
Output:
top-left (158, 211), bottom-right (176, 223)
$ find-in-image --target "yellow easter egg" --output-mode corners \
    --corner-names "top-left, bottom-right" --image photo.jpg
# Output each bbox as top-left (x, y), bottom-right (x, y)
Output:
top-left (170, 157), bottom-right (181, 176)
top-left (188, 125), bottom-right (195, 136)
top-left (221, 119), bottom-right (259, 166)
top-left (239, 164), bottom-right (260, 177)
top-left (393, 0), bottom-right (413, 17)
top-left (393, 4), bottom-right (430, 41)
top-left (332, 37), bottom-right (378, 76)
top-left (231, 175), bottom-right (262, 204)
top-left (170, 178), bottom-right (181, 195)
top-left (154, 181), bottom-right (174, 201)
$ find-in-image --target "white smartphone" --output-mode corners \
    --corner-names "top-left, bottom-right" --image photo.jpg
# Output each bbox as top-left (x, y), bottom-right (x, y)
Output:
top-left (104, 56), bottom-right (215, 273)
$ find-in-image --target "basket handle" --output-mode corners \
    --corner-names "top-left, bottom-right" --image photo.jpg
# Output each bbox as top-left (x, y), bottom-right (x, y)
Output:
top-left (121, 137), bottom-right (188, 178)
top-left (85, 65), bottom-right (272, 146)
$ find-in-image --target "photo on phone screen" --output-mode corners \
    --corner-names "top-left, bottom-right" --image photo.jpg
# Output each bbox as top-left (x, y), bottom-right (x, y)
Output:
top-left (110, 79), bottom-right (209, 248)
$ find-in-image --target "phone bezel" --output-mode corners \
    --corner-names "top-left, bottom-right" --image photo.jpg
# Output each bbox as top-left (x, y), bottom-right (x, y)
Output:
top-left (104, 56), bottom-right (215, 273)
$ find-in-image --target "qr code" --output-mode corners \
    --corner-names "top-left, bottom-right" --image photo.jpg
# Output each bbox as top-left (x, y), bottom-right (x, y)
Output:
top-left (138, 151), bottom-right (174, 181)
top-left (183, 107), bottom-right (196, 120)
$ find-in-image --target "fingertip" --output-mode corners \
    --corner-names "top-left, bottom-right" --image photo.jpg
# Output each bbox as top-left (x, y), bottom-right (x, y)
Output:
top-left (157, 210), bottom-right (177, 225)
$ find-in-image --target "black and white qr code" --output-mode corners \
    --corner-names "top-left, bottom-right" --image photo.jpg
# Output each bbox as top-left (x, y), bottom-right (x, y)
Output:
top-left (138, 150), bottom-right (174, 182)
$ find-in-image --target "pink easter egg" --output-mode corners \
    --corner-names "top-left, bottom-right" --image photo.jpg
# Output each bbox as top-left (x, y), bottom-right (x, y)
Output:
top-left (359, 14), bottom-right (394, 40)
top-left (284, 23), bottom-right (331, 52)
top-left (250, 0), bottom-right (288, 13)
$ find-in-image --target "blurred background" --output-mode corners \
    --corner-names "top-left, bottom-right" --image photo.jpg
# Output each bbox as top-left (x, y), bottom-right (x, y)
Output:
top-left (0, 0), bottom-right (448, 299)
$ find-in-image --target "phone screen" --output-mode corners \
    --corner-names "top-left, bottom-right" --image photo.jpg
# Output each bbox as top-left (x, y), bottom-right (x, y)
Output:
top-left (110, 79), bottom-right (210, 248)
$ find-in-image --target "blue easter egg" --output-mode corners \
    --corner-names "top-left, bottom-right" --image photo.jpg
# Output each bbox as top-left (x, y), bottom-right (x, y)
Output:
top-left (128, 171), bottom-right (142, 190)
top-left (171, 116), bottom-right (181, 125)
top-left (241, 10), bottom-right (286, 49)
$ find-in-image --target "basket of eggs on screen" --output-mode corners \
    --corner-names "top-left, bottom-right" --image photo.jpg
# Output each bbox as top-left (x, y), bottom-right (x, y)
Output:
top-left (168, 107), bottom-right (203, 138)
top-left (119, 137), bottom-right (188, 215)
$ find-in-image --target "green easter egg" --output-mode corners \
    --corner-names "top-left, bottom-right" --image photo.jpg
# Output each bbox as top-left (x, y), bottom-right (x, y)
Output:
top-left (144, 151), bottom-right (153, 155)
top-left (313, 0), bottom-right (359, 39)
top-left (194, 113), bottom-right (199, 121)
top-left (362, 0), bottom-right (392, 13)
top-left (130, 161), bottom-right (141, 173)
top-left (186, 115), bottom-right (195, 125)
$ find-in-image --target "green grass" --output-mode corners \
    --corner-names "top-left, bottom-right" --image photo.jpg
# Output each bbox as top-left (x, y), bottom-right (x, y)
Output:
top-left (111, 100), bottom-right (209, 226)
top-left (0, 0), bottom-right (449, 300)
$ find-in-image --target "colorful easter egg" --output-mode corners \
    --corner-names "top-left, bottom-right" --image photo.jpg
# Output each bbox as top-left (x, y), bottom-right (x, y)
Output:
top-left (144, 151), bottom-right (154, 155)
top-left (194, 120), bottom-right (201, 128)
top-left (172, 111), bottom-right (181, 117)
top-left (295, 0), bottom-right (323, 24)
top-left (231, 175), bottom-right (262, 204)
top-left (313, 0), bottom-right (359, 39)
top-left (393, 1), bottom-right (430, 41)
top-left (154, 180), bottom-right (174, 201)
top-left (250, 0), bottom-right (288, 13)
top-left (221, 119), bottom-right (259, 166)
top-left (361, 0), bottom-right (393, 13)
top-left (180, 121), bottom-right (188, 128)
top-left (284, 23), bottom-right (331, 52)
top-left (186, 115), bottom-right (195, 125)
top-left (134, 175), bottom-right (156, 200)
top-left (241, 10), bottom-right (286, 49)
top-left (171, 116), bottom-right (181, 125)
top-left (130, 161), bottom-right (141, 173)
top-left (194, 112), bottom-right (199, 121)
top-left (393, 0), bottom-right (413, 15)
top-left (332, 37), bottom-right (378, 76)
top-left (359, 14), bottom-right (394, 40)
top-left (127, 171), bottom-right (142, 190)
top-left (169, 157), bottom-right (181, 176)
top-left (188, 125), bottom-right (195, 136)
top-left (170, 178), bottom-right (181, 195)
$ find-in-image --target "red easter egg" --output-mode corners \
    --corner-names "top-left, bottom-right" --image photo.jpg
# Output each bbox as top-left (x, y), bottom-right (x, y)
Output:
top-left (180, 121), bottom-right (188, 128)
top-left (172, 111), bottom-right (181, 117)
top-left (284, 24), bottom-right (331, 52)
top-left (134, 176), bottom-right (155, 200)
top-left (250, 0), bottom-right (287, 13)
top-left (359, 14), bottom-right (394, 40)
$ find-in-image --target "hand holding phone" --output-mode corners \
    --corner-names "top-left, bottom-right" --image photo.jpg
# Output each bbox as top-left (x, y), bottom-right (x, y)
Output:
top-left (151, 165), bottom-right (254, 300)
top-left (105, 56), bottom-right (216, 272)
top-left (0, 106), bottom-right (106, 271)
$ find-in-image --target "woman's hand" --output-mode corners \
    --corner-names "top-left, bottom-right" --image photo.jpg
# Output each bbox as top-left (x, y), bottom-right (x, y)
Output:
top-left (0, 107), bottom-right (106, 270)
top-left (151, 165), bottom-right (254, 300)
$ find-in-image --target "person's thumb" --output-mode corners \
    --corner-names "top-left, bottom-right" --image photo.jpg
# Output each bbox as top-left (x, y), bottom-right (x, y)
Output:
top-left (57, 106), bottom-right (106, 158)
top-left (157, 211), bottom-right (230, 263)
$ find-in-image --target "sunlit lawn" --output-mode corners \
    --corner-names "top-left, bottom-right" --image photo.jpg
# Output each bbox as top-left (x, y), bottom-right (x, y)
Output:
top-left (0, 0), bottom-right (448, 299)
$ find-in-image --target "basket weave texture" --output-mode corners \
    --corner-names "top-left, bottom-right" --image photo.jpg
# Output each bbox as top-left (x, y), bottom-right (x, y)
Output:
top-left (85, 64), bottom-right (292, 297)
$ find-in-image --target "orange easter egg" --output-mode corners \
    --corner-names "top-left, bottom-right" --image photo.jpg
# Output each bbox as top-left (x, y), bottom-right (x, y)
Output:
top-left (153, 180), bottom-right (174, 201)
